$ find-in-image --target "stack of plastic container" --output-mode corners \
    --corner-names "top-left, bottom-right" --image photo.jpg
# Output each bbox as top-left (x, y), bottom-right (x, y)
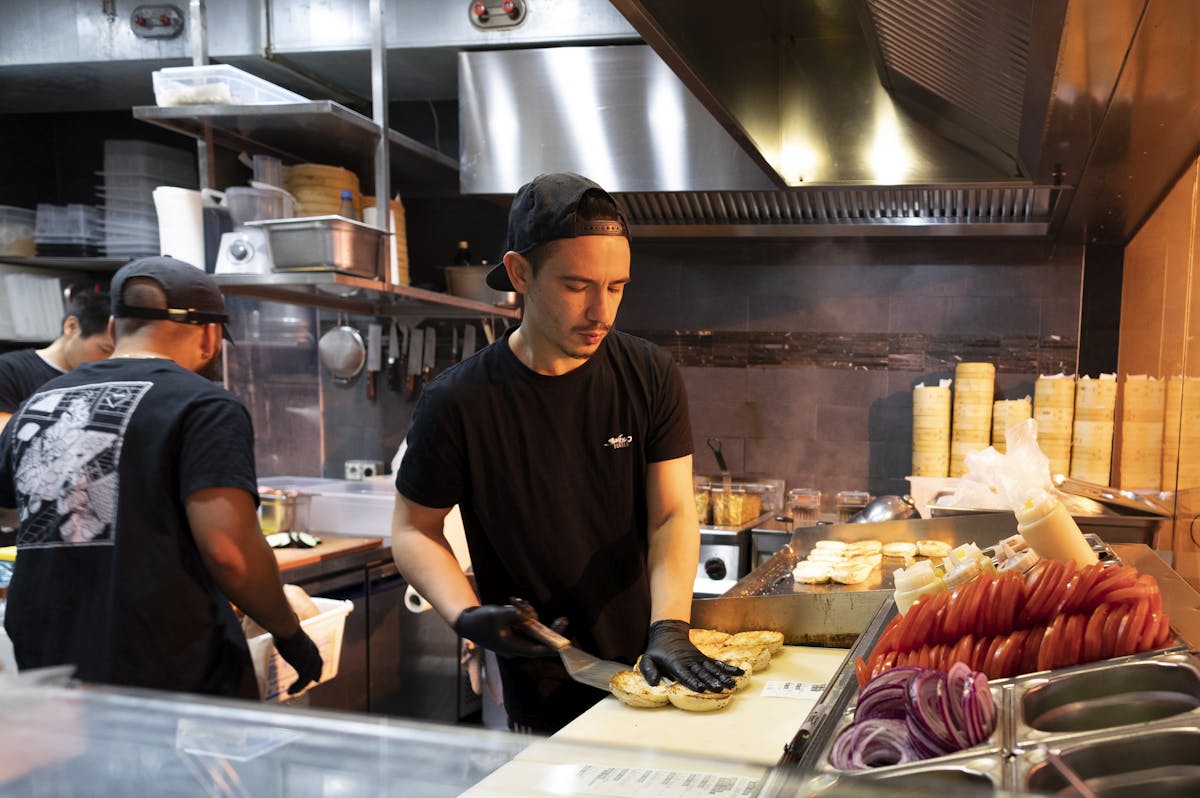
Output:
top-left (97, 139), bottom-right (197, 259)
top-left (35, 204), bottom-right (102, 257)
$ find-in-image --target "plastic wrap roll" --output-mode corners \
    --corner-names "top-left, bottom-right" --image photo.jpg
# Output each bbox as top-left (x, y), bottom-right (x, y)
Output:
top-left (404, 584), bottom-right (432, 614)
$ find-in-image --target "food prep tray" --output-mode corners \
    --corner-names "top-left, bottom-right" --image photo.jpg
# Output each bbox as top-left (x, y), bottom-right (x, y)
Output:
top-left (775, 541), bottom-right (1200, 793)
top-left (248, 216), bottom-right (386, 279)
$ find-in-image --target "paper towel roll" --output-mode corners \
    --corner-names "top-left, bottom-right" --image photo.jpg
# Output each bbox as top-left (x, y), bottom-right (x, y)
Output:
top-left (404, 584), bottom-right (432, 614)
top-left (153, 186), bottom-right (205, 270)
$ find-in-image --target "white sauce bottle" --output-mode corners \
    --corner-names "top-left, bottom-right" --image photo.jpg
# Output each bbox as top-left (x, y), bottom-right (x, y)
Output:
top-left (1014, 490), bottom-right (1099, 567)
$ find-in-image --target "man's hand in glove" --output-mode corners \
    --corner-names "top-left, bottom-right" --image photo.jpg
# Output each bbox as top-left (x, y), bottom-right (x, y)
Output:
top-left (274, 627), bottom-right (324, 695)
top-left (454, 603), bottom-right (567, 659)
top-left (638, 619), bottom-right (742, 692)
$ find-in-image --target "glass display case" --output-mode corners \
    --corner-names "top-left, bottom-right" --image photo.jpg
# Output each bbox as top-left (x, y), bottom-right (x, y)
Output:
top-left (0, 671), bottom-right (771, 797)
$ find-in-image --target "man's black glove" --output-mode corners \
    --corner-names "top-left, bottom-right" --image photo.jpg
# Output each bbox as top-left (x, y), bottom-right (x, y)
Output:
top-left (455, 604), bottom-right (560, 659)
top-left (638, 619), bottom-right (742, 692)
top-left (274, 627), bottom-right (324, 695)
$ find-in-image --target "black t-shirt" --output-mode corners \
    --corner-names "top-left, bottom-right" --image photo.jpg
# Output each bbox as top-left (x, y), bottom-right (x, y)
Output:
top-left (398, 328), bottom-right (693, 730)
top-left (0, 358), bottom-right (261, 698)
top-left (0, 349), bottom-right (63, 413)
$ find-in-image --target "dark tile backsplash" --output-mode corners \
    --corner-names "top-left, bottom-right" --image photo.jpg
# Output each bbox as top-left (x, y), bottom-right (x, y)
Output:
top-left (621, 237), bottom-right (1083, 507)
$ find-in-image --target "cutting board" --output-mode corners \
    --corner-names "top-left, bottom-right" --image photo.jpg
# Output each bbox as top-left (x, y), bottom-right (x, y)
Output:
top-left (462, 645), bottom-right (851, 797)
top-left (273, 536), bottom-right (382, 572)
top-left (553, 644), bottom-right (849, 766)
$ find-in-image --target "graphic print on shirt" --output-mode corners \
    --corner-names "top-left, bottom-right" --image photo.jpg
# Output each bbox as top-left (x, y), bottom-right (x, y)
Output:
top-left (605, 434), bottom-right (633, 449)
top-left (11, 381), bottom-right (152, 548)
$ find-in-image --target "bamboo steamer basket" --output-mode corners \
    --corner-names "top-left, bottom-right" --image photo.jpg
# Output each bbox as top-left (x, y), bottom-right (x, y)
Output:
top-left (1163, 376), bottom-right (1200, 489)
top-left (992, 398), bottom-right (1032, 454)
top-left (1070, 420), bottom-right (1114, 485)
top-left (1035, 376), bottom-right (1075, 476)
top-left (912, 384), bottom-right (951, 477)
top-left (1118, 376), bottom-right (1164, 489)
top-left (949, 363), bottom-right (994, 477)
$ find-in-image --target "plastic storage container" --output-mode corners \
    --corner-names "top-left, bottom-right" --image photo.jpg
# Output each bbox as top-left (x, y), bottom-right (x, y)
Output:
top-left (0, 206), bottom-right (36, 256)
top-left (35, 204), bottom-right (102, 256)
top-left (246, 597), bottom-right (353, 701)
top-left (153, 65), bottom-right (307, 106)
top-left (225, 186), bottom-right (292, 227)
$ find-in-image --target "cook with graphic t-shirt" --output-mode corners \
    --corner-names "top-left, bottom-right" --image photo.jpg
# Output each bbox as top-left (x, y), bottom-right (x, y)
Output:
top-left (0, 290), bottom-right (114, 433)
top-left (0, 256), bottom-right (323, 698)
top-left (393, 173), bottom-right (740, 734)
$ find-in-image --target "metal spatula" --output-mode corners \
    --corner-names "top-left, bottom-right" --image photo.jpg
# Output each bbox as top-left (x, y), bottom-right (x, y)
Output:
top-left (518, 616), bottom-right (625, 691)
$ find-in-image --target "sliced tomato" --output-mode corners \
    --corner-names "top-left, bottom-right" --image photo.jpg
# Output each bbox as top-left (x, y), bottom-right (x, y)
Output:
top-left (1004, 628), bottom-right (1030, 679)
top-left (1087, 567), bottom-right (1139, 609)
top-left (1043, 562), bottom-right (1079, 624)
top-left (1037, 615), bottom-right (1063, 672)
top-left (1058, 614), bottom-right (1085, 670)
top-left (961, 574), bottom-right (992, 638)
top-left (1019, 626), bottom-right (1045, 675)
top-left (1083, 602), bottom-right (1111, 663)
top-left (972, 636), bottom-right (990, 673)
top-left (908, 591), bottom-right (945, 651)
top-left (988, 634), bottom-right (1013, 680)
top-left (1104, 584), bottom-right (1157, 604)
top-left (1021, 560), bottom-right (1049, 604)
top-left (996, 571), bottom-right (1023, 633)
top-left (874, 614), bottom-right (904, 655)
top-left (1023, 560), bottom-right (1065, 625)
top-left (942, 586), bottom-right (967, 643)
top-left (1062, 563), bottom-right (1102, 615)
top-left (856, 656), bottom-right (870, 687)
top-left (894, 597), bottom-right (925, 653)
top-left (1153, 611), bottom-right (1173, 648)
top-left (1101, 603), bottom-right (1128, 660)
top-left (949, 633), bottom-right (975, 671)
top-left (1117, 598), bottom-right (1149, 657)
top-left (1144, 575), bottom-right (1163, 616)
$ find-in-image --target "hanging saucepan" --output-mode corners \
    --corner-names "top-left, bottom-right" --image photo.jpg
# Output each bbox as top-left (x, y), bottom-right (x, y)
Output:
top-left (318, 315), bottom-right (366, 382)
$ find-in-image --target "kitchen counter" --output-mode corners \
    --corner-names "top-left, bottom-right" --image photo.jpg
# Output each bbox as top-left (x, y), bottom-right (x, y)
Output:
top-left (462, 644), bottom-right (849, 796)
top-left (272, 535), bottom-right (388, 582)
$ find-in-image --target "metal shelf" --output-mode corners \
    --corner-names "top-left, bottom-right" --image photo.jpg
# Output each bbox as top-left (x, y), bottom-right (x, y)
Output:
top-left (132, 102), bottom-right (459, 196)
top-left (214, 272), bottom-right (521, 321)
top-left (0, 256), bottom-right (129, 273)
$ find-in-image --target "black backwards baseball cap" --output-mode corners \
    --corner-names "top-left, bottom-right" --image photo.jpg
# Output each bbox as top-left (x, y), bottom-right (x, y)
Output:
top-left (110, 255), bottom-right (233, 341)
top-left (485, 172), bottom-right (631, 291)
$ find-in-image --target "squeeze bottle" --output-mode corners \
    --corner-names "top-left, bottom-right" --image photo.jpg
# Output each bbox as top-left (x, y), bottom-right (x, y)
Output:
top-left (1014, 489), bottom-right (1098, 567)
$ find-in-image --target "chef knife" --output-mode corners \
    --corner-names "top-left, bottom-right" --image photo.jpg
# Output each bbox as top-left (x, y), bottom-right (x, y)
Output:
top-left (461, 324), bottom-right (477, 360)
top-left (386, 321), bottom-right (402, 392)
top-left (366, 322), bottom-right (382, 400)
top-left (406, 326), bottom-right (424, 402)
top-left (422, 326), bottom-right (437, 384)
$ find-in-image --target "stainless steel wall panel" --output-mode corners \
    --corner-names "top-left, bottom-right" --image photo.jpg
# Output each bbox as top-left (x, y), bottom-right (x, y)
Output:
top-left (458, 45), bottom-right (778, 194)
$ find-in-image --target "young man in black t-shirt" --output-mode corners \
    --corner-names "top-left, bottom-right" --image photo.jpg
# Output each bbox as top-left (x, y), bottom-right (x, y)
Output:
top-left (394, 173), bottom-right (740, 733)
top-left (0, 290), bottom-right (114, 433)
top-left (0, 257), bottom-right (322, 698)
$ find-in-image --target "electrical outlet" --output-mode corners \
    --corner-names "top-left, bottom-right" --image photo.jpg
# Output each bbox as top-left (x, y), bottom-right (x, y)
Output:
top-left (345, 460), bottom-right (385, 481)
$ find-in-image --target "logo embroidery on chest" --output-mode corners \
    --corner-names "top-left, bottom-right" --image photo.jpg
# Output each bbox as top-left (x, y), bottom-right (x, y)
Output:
top-left (604, 434), bottom-right (633, 450)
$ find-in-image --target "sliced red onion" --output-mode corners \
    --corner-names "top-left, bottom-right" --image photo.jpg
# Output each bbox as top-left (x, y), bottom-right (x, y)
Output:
top-left (905, 672), bottom-right (956, 753)
top-left (830, 718), bottom-right (915, 770)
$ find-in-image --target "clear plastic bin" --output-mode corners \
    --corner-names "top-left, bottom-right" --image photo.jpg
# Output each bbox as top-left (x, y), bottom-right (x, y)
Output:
top-left (103, 139), bottom-right (197, 181)
top-left (153, 65), bottom-right (307, 107)
top-left (0, 205), bottom-right (36, 256)
top-left (36, 204), bottom-right (101, 242)
top-left (246, 597), bottom-right (352, 701)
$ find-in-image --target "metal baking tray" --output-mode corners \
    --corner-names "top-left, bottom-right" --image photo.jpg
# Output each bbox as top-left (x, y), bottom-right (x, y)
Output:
top-left (248, 216), bottom-right (387, 278)
top-left (1054, 474), bottom-right (1172, 516)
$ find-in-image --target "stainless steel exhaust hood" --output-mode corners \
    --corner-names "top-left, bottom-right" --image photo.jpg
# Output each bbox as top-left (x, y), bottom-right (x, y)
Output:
top-left (459, 44), bottom-right (1060, 236)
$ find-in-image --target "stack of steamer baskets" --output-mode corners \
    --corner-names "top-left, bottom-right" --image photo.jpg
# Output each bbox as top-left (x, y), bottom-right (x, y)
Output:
top-left (911, 383), bottom-right (951, 477)
top-left (1034, 375), bottom-right (1075, 477)
top-left (283, 163), bottom-right (362, 218)
top-left (1070, 375), bottom-right (1118, 485)
top-left (949, 362), bottom-right (995, 477)
top-left (1162, 376), bottom-right (1200, 490)
top-left (991, 397), bottom-right (1031, 454)
top-left (1119, 376), bottom-right (1165, 490)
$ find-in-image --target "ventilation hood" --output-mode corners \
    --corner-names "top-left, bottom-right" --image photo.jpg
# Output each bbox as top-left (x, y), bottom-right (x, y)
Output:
top-left (460, 0), bottom-right (1077, 236)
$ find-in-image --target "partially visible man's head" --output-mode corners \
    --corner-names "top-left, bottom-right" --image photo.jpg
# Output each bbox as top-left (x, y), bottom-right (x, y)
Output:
top-left (109, 256), bottom-right (230, 378)
top-left (488, 172), bottom-right (630, 292)
top-left (60, 290), bottom-right (114, 369)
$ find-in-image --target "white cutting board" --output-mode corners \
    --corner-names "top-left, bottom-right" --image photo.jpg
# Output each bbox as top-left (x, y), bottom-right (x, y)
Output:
top-left (551, 645), bottom-right (849, 766)
top-left (461, 645), bottom-right (849, 797)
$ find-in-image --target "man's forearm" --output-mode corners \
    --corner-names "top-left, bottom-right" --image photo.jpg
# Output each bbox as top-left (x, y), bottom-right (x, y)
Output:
top-left (647, 512), bottom-right (700, 623)
top-left (391, 527), bottom-right (480, 627)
